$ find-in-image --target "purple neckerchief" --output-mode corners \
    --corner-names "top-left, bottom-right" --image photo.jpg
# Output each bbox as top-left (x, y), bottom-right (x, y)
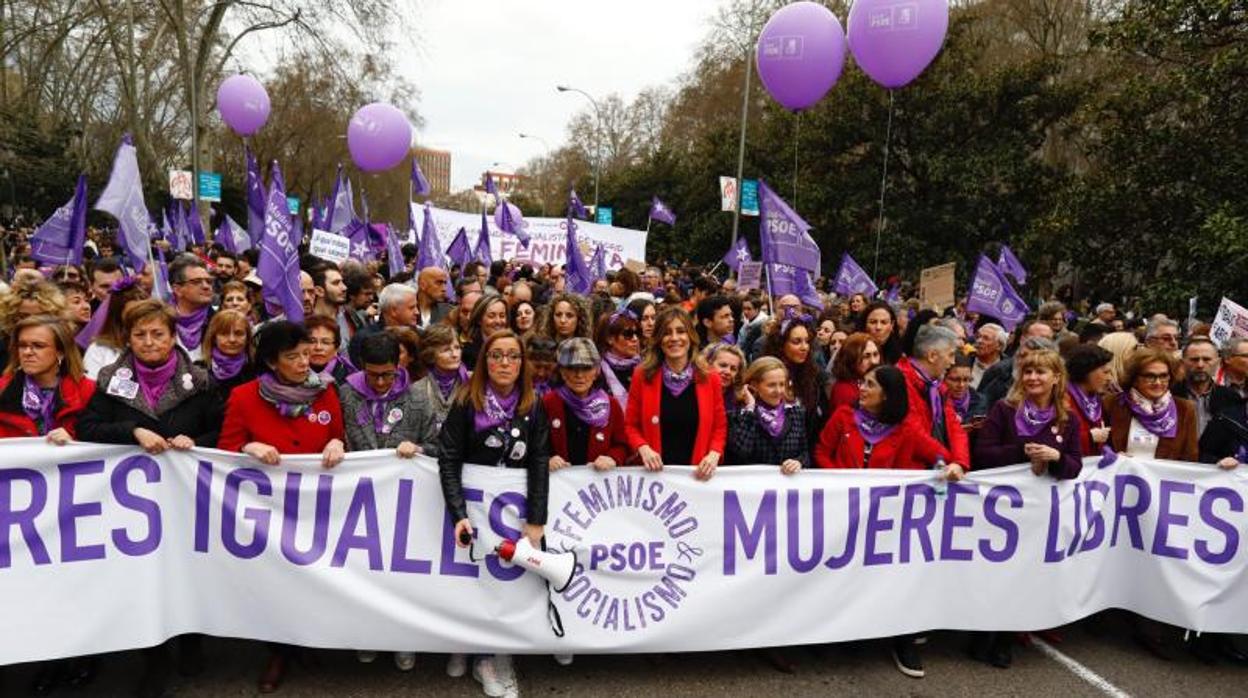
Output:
top-left (950, 390), bottom-right (972, 422)
top-left (534, 379), bottom-right (551, 398)
top-left (134, 353), bottom-right (178, 409)
top-left (1122, 389), bottom-right (1178, 438)
top-left (853, 407), bottom-right (897, 445)
top-left (75, 276), bottom-right (137, 349)
top-left (555, 384), bottom-right (610, 428)
top-left (432, 365), bottom-right (468, 400)
top-left (211, 348), bottom-right (247, 382)
top-left (662, 362), bottom-right (694, 397)
top-left (175, 305), bottom-right (210, 350)
top-left (603, 350), bottom-right (640, 372)
top-left (1067, 383), bottom-right (1102, 425)
top-left (258, 372), bottom-right (330, 419)
top-left (1014, 399), bottom-right (1056, 437)
top-left (912, 361), bottom-right (944, 417)
top-left (601, 357), bottom-right (630, 409)
top-left (717, 333), bottom-right (738, 346)
top-left (756, 399), bottom-right (787, 438)
top-left (346, 368), bottom-right (411, 434)
top-left (21, 374), bottom-right (57, 435)
top-left (475, 384), bottom-right (519, 431)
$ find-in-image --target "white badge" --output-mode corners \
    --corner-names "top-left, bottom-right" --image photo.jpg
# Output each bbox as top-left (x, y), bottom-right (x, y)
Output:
top-left (106, 376), bottom-right (139, 400)
top-left (485, 434), bottom-right (503, 449)
top-left (181, 373), bottom-right (194, 391)
top-left (317, 410), bottom-right (332, 425)
top-left (510, 427), bottom-right (521, 438)
top-left (387, 408), bottom-right (403, 423)
top-left (114, 367), bottom-right (133, 380)
top-left (551, 418), bottom-right (562, 429)
top-left (509, 441), bottom-right (527, 460)
top-left (595, 432), bottom-right (605, 442)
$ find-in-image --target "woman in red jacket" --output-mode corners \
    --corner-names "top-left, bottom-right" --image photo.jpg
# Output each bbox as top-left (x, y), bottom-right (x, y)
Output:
top-left (0, 316), bottom-right (95, 441)
top-left (1063, 344), bottom-right (1115, 457)
top-left (625, 306), bottom-right (726, 480)
top-left (828, 333), bottom-right (881, 411)
top-left (544, 337), bottom-right (628, 471)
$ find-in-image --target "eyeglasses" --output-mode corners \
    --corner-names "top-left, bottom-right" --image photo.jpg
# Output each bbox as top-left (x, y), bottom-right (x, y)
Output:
top-left (618, 330), bottom-right (638, 339)
top-left (365, 370), bottom-right (398, 381)
top-left (177, 277), bottom-right (213, 287)
top-left (309, 338), bottom-right (337, 347)
top-left (1138, 372), bottom-right (1171, 384)
top-left (487, 351), bottom-right (523, 364)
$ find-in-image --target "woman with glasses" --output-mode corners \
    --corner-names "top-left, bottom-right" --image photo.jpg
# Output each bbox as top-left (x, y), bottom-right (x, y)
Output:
top-left (0, 316), bottom-right (95, 441)
top-left (1105, 347), bottom-right (1198, 461)
top-left (199, 309), bottom-right (254, 402)
top-left (439, 330), bottom-right (549, 697)
top-left (304, 314), bottom-right (352, 384)
top-left (410, 325), bottom-right (467, 456)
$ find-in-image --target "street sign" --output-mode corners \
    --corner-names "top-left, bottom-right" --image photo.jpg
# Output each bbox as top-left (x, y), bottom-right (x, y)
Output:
top-left (197, 172), bottom-right (222, 202)
top-left (740, 179), bottom-right (759, 216)
top-left (286, 196), bottom-right (300, 215)
top-left (596, 206), bottom-right (613, 226)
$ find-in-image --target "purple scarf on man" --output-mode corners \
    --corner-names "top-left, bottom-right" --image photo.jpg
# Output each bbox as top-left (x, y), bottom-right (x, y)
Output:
top-left (432, 365), bottom-right (468, 400)
top-left (912, 362), bottom-right (944, 417)
top-left (175, 306), bottom-right (210, 350)
top-left (134, 353), bottom-right (178, 409)
top-left (756, 400), bottom-right (787, 438)
top-left (21, 375), bottom-right (57, 434)
top-left (475, 384), bottom-right (519, 431)
top-left (210, 348), bottom-right (247, 382)
top-left (853, 407), bottom-right (897, 445)
top-left (1122, 389), bottom-right (1178, 438)
top-left (1014, 399), bottom-right (1056, 437)
top-left (346, 368), bottom-right (411, 434)
top-left (555, 385), bottom-right (610, 428)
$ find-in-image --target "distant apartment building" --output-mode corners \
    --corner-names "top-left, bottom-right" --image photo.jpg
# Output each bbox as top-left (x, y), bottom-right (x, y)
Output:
top-left (479, 170), bottom-right (527, 196)
top-left (411, 146), bottom-right (452, 195)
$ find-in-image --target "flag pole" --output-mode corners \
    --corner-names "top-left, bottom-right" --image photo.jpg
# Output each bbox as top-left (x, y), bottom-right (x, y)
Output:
top-left (765, 263), bottom-right (775, 317)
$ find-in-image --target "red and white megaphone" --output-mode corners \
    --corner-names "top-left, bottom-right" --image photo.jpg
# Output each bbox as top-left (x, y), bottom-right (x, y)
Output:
top-left (496, 538), bottom-right (577, 593)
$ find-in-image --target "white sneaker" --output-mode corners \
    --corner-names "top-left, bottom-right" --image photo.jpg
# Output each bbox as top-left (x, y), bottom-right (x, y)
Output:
top-left (472, 656), bottom-right (508, 698)
top-left (553, 653), bottom-right (574, 666)
top-left (394, 651), bottom-right (416, 671)
top-left (495, 654), bottom-right (519, 697)
top-left (356, 650), bottom-right (377, 663)
top-left (446, 653), bottom-right (468, 678)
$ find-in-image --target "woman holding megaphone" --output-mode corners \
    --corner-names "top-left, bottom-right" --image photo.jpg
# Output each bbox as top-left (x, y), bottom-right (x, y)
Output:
top-left (439, 329), bottom-right (550, 698)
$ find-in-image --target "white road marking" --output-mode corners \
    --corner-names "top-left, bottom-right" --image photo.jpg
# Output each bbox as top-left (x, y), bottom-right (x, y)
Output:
top-left (1031, 637), bottom-right (1132, 698)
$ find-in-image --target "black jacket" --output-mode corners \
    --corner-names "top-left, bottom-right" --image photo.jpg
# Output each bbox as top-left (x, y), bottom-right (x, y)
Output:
top-left (1199, 402), bottom-right (1248, 464)
top-left (77, 349), bottom-right (224, 447)
top-left (438, 399), bottom-right (551, 525)
top-left (727, 404), bottom-right (810, 468)
top-left (978, 357), bottom-right (1014, 408)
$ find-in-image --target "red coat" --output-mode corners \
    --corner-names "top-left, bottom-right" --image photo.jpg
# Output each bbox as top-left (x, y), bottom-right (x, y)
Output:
top-left (1066, 394), bottom-right (1105, 457)
top-left (543, 391), bottom-right (629, 465)
top-left (0, 373), bottom-right (96, 438)
top-left (624, 365), bottom-right (727, 464)
top-left (829, 379), bottom-right (860, 411)
top-left (815, 405), bottom-right (950, 470)
top-left (218, 379), bottom-right (345, 454)
top-left (898, 357), bottom-right (971, 467)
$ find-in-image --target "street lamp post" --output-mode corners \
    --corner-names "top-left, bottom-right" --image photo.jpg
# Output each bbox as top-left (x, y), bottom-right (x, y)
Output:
top-left (555, 85), bottom-right (602, 215)
top-left (518, 132), bottom-right (550, 216)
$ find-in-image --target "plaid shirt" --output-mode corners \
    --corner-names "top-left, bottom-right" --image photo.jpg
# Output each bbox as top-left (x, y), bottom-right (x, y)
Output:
top-left (727, 403), bottom-right (810, 468)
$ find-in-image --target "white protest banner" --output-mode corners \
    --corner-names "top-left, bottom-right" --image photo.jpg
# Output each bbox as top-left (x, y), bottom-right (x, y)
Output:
top-left (1210, 297), bottom-right (1248, 348)
top-left (308, 229), bottom-right (350, 264)
top-left (424, 206), bottom-right (645, 271)
top-left (168, 170), bottom-right (193, 201)
top-left (737, 261), bottom-right (764, 291)
top-left (2, 441), bottom-right (1247, 665)
top-left (719, 176), bottom-right (738, 212)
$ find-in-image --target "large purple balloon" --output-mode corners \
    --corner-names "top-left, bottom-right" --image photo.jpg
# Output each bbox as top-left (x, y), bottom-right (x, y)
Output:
top-left (347, 103), bottom-right (413, 173)
top-left (217, 75), bottom-right (270, 137)
top-left (755, 2), bottom-right (847, 112)
top-left (848, 0), bottom-right (949, 89)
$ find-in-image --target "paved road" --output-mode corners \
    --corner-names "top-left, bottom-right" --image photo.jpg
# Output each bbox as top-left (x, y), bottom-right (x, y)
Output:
top-left (6, 618), bottom-right (1245, 697)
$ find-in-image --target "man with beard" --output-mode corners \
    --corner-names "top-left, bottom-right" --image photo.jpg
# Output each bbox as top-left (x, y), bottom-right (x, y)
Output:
top-left (1173, 336), bottom-right (1240, 437)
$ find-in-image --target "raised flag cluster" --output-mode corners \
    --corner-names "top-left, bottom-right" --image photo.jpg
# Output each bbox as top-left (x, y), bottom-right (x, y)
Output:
top-left (967, 255), bottom-right (1030, 330)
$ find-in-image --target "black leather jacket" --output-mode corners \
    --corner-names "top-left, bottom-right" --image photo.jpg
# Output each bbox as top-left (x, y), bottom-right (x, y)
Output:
top-left (438, 399), bottom-right (551, 525)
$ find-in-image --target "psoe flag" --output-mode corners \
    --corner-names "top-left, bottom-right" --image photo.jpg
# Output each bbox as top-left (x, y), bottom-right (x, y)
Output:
top-left (757, 180), bottom-right (820, 274)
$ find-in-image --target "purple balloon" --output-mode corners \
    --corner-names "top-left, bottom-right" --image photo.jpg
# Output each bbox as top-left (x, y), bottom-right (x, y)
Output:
top-left (848, 0), bottom-right (949, 89)
top-left (217, 75), bottom-right (270, 137)
top-left (755, 2), bottom-right (847, 112)
top-left (347, 103), bottom-right (413, 173)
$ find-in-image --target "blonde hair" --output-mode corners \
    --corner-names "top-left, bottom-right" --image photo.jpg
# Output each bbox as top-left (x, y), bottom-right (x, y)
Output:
top-left (5, 315), bottom-right (84, 380)
top-left (1097, 331), bottom-right (1139, 388)
top-left (201, 309), bottom-right (252, 360)
top-left (742, 356), bottom-right (788, 388)
top-left (1005, 348), bottom-right (1069, 429)
top-left (0, 280), bottom-right (67, 334)
top-left (641, 306), bottom-right (707, 380)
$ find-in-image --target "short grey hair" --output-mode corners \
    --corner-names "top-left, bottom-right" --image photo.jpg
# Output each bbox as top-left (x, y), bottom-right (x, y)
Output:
top-left (1222, 336), bottom-right (1248, 360)
top-left (377, 283), bottom-right (417, 312)
top-left (1145, 318), bottom-right (1180, 339)
top-left (977, 323), bottom-right (1008, 350)
top-left (1019, 336), bottom-right (1059, 355)
top-left (913, 325), bottom-right (959, 358)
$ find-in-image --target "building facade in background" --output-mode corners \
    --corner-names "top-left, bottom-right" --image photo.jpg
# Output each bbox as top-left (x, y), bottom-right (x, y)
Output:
top-left (411, 146), bottom-right (452, 195)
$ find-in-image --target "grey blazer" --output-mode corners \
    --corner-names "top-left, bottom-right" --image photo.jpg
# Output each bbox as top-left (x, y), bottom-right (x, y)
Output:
top-left (339, 381), bottom-right (428, 452)
top-left (408, 375), bottom-right (456, 456)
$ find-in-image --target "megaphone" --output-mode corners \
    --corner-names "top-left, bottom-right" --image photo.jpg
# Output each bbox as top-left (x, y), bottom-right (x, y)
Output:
top-left (496, 537), bottom-right (578, 593)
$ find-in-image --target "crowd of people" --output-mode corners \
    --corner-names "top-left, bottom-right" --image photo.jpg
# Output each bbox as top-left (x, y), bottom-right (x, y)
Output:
top-left (0, 224), bottom-right (1245, 698)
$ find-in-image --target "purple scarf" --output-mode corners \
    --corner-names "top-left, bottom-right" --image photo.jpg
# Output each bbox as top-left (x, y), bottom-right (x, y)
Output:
top-left (21, 375), bottom-right (57, 435)
top-left (756, 399), bottom-right (787, 439)
top-left (603, 350), bottom-right (641, 372)
top-left (534, 379), bottom-right (551, 398)
top-left (175, 306), bottom-right (210, 350)
top-left (134, 354), bottom-right (178, 409)
top-left (912, 362), bottom-right (944, 417)
top-left (211, 348), bottom-right (247, 382)
top-left (1014, 399), bottom-right (1056, 437)
top-left (555, 384), bottom-right (610, 428)
top-left (853, 407), bottom-right (897, 445)
top-left (433, 365), bottom-right (468, 401)
top-left (1067, 383), bottom-right (1102, 425)
top-left (346, 368), bottom-right (411, 434)
top-left (258, 372), bottom-right (330, 419)
top-left (474, 384), bottom-right (519, 431)
top-left (950, 391), bottom-right (972, 422)
top-left (1122, 389), bottom-right (1178, 438)
top-left (662, 362), bottom-right (693, 397)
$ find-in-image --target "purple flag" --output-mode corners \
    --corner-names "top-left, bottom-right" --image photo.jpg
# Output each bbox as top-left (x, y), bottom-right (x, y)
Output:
top-left (475, 209), bottom-right (493, 267)
top-left (325, 164), bottom-right (355, 234)
top-left (484, 172), bottom-right (497, 196)
top-left (569, 188), bottom-right (589, 220)
top-left (151, 247), bottom-right (172, 303)
top-left (385, 224), bottom-right (406, 278)
top-left (94, 134), bottom-right (152, 272)
top-left (833, 252), bottom-right (878, 297)
top-left (768, 263), bottom-right (822, 309)
top-left (342, 219), bottom-right (373, 262)
top-left (187, 199), bottom-right (206, 246)
top-left (588, 243), bottom-right (607, 281)
top-left (722, 236), bottom-right (752, 272)
top-left (997, 245), bottom-right (1027, 285)
top-left (758, 179), bottom-right (820, 274)
top-left (494, 199), bottom-right (531, 247)
top-left (794, 267), bottom-right (825, 310)
top-left (258, 161), bottom-right (304, 323)
top-left (411, 158), bottom-right (431, 197)
top-left (417, 204), bottom-right (446, 271)
top-left (885, 284), bottom-right (901, 304)
top-left (31, 174), bottom-right (88, 266)
top-left (245, 146), bottom-right (266, 247)
top-left (564, 213), bottom-right (594, 294)
top-left (446, 227), bottom-right (473, 267)
top-left (218, 215), bottom-right (250, 254)
top-left (170, 202), bottom-right (189, 252)
top-left (648, 196), bottom-right (676, 226)
top-left (966, 255), bottom-right (1029, 330)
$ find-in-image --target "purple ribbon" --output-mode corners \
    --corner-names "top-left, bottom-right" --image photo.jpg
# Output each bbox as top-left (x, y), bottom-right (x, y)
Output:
top-left (756, 400), bottom-right (787, 438)
top-left (1013, 399), bottom-right (1056, 437)
top-left (1067, 383), bottom-right (1103, 425)
top-left (346, 368), bottom-right (411, 434)
top-left (853, 407), bottom-right (897, 445)
top-left (912, 362), bottom-right (944, 420)
top-left (555, 384), bottom-right (610, 428)
top-left (1121, 390), bottom-right (1178, 439)
top-left (474, 384), bottom-right (519, 431)
top-left (21, 375), bottom-right (57, 435)
top-left (662, 363), bottom-right (693, 397)
top-left (210, 347), bottom-right (247, 382)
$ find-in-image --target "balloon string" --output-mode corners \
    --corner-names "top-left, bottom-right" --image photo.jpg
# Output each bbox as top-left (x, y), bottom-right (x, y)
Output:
top-left (792, 112), bottom-right (801, 210)
top-left (871, 90), bottom-right (895, 280)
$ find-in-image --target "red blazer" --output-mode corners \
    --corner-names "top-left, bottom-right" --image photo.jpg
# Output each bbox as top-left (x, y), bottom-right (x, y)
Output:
top-left (0, 374), bottom-right (96, 438)
top-left (1066, 395), bottom-right (1106, 457)
top-left (624, 365), bottom-right (727, 464)
top-left (218, 379), bottom-right (345, 455)
top-left (829, 379), bottom-right (860, 411)
top-left (898, 357), bottom-right (971, 467)
top-left (543, 391), bottom-right (629, 465)
top-left (815, 405), bottom-right (950, 470)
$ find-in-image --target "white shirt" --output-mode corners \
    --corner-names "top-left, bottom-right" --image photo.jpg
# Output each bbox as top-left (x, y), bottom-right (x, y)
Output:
top-left (1125, 418), bottom-right (1160, 459)
top-left (83, 343), bottom-right (122, 381)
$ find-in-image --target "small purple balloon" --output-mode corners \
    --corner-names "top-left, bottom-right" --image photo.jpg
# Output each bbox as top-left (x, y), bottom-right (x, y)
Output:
top-left (848, 0), bottom-right (949, 89)
top-left (755, 1), bottom-right (847, 112)
top-left (217, 75), bottom-right (270, 137)
top-left (347, 103), bottom-right (413, 173)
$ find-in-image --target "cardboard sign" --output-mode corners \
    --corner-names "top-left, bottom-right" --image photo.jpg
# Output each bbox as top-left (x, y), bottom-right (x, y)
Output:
top-left (737, 261), bottom-right (764, 291)
top-left (1210, 297), bottom-right (1248, 348)
top-left (168, 169), bottom-right (193, 200)
top-left (623, 258), bottom-right (647, 274)
top-left (309, 229), bottom-right (350, 264)
top-left (719, 176), bottom-right (738, 212)
top-left (919, 262), bottom-right (956, 310)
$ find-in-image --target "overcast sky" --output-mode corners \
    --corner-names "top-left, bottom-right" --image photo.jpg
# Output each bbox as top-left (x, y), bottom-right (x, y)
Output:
top-left (405, 0), bottom-right (724, 190)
